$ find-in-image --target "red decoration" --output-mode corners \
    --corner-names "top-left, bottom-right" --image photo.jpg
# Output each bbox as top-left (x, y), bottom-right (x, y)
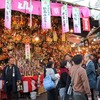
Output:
top-left (82, 17), bottom-right (90, 31)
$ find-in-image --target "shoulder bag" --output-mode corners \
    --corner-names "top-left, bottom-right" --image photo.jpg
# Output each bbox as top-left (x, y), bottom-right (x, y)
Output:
top-left (67, 66), bottom-right (80, 96)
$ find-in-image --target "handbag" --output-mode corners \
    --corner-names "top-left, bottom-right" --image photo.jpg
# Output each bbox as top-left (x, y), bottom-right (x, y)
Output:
top-left (17, 82), bottom-right (23, 91)
top-left (43, 75), bottom-right (56, 91)
top-left (67, 67), bottom-right (80, 95)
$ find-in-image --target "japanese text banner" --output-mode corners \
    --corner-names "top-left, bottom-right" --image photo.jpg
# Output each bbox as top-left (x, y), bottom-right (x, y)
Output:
top-left (72, 7), bottom-right (81, 33)
top-left (82, 17), bottom-right (90, 31)
top-left (25, 44), bottom-right (31, 60)
top-left (61, 4), bottom-right (69, 33)
top-left (41, 0), bottom-right (51, 29)
top-left (5, 0), bottom-right (11, 29)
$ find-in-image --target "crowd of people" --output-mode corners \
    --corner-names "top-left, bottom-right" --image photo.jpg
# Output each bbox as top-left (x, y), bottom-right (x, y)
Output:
top-left (44, 53), bottom-right (100, 100)
top-left (0, 52), bottom-right (100, 100)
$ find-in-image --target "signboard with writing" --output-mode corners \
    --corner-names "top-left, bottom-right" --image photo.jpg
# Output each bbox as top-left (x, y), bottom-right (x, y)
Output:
top-left (41, 0), bottom-right (51, 29)
top-left (30, 0), bottom-right (33, 28)
top-left (82, 17), bottom-right (90, 31)
top-left (61, 4), bottom-right (69, 33)
top-left (25, 44), bottom-right (31, 60)
top-left (72, 7), bottom-right (81, 33)
top-left (0, 0), bottom-right (90, 18)
top-left (5, 0), bottom-right (12, 29)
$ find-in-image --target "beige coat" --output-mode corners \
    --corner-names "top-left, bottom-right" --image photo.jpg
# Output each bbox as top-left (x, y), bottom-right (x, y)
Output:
top-left (70, 66), bottom-right (91, 97)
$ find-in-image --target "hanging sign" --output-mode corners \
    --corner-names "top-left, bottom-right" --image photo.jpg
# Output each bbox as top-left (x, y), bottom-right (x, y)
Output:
top-left (41, 0), bottom-right (51, 29)
top-left (61, 4), bottom-right (69, 33)
top-left (72, 7), bottom-right (81, 33)
top-left (30, 0), bottom-right (33, 28)
top-left (5, 0), bottom-right (12, 29)
top-left (25, 44), bottom-right (31, 60)
top-left (82, 17), bottom-right (90, 31)
top-left (0, 1), bottom-right (91, 18)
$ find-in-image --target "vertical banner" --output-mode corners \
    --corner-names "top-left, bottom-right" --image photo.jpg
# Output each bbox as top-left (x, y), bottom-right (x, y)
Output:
top-left (72, 7), bottom-right (81, 33)
top-left (41, 0), bottom-right (51, 29)
top-left (61, 4), bottom-right (69, 33)
top-left (25, 44), bottom-right (31, 60)
top-left (5, 0), bottom-right (12, 29)
top-left (30, 0), bottom-right (33, 28)
top-left (82, 17), bottom-right (90, 31)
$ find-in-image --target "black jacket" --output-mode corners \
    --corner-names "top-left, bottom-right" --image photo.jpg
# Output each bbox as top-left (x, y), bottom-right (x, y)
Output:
top-left (2, 64), bottom-right (22, 92)
top-left (58, 72), bottom-right (71, 92)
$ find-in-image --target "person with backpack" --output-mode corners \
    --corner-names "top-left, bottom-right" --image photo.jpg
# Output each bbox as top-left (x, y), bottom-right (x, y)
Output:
top-left (44, 61), bottom-right (60, 100)
top-left (70, 54), bottom-right (91, 100)
top-left (58, 60), bottom-right (71, 100)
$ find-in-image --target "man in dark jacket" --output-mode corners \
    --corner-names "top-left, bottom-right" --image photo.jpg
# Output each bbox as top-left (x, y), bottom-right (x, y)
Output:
top-left (84, 54), bottom-right (96, 100)
top-left (2, 57), bottom-right (22, 100)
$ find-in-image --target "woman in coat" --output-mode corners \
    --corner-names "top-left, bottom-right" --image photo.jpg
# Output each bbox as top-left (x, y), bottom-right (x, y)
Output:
top-left (45, 61), bottom-right (60, 100)
top-left (59, 60), bottom-right (71, 100)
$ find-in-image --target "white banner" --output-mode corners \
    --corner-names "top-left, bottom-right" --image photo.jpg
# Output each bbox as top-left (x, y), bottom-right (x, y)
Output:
top-left (61, 4), bottom-right (69, 33)
top-left (25, 44), bottom-right (31, 60)
top-left (41, 0), bottom-right (51, 29)
top-left (72, 7), bottom-right (81, 33)
top-left (5, 0), bottom-right (12, 29)
top-left (30, 0), bottom-right (33, 28)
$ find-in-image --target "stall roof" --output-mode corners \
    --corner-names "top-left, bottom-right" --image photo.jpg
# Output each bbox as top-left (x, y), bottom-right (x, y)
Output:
top-left (57, 0), bottom-right (100, 20)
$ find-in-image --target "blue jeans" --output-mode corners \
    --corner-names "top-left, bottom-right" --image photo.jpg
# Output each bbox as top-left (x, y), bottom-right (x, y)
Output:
top-left (73, 91), bottom-right (87, 100)
top-left (59, 87), bottom-right (70, 100)
top-left (59, 88), bottom-right (66, 100)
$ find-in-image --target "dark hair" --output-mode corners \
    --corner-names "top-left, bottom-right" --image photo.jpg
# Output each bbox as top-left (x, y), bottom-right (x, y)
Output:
top-left (48, 57), bottom-right (53, 62)
top-left (72, 54), bottom-right (83, 65)
top-left (46, 61), bottom-right (54, 68)
top-left (64, 53), bottom-right (72, 58)
top-left (60, 60), bottom-right (67, 68)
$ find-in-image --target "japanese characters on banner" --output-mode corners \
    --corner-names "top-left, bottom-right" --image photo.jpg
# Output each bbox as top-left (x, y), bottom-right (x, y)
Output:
top-left (5, 0), bottom-right (12, 29)
top-left (41, 0), bottom-right (51, 29)
top-left (0, 0), bottom-right (91, 18)
top-left (82, 17), bottom-right (90, 31)
top-left (30, 0), bottom-right (33, 28)
top-left (61, 4), bottom-right (69, 33)
top-left (72, 7), bottom-right (81, 33)
top-left (25, 44), bottom-right (31, 60)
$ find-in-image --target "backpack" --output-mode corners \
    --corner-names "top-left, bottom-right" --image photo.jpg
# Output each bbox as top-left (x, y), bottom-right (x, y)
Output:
top-left (43, 75), bottom-right (56, 91)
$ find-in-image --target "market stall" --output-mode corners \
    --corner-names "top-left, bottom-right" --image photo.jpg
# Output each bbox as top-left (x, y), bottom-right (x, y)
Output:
top-left (0, 0), bottom-right (99, 99)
